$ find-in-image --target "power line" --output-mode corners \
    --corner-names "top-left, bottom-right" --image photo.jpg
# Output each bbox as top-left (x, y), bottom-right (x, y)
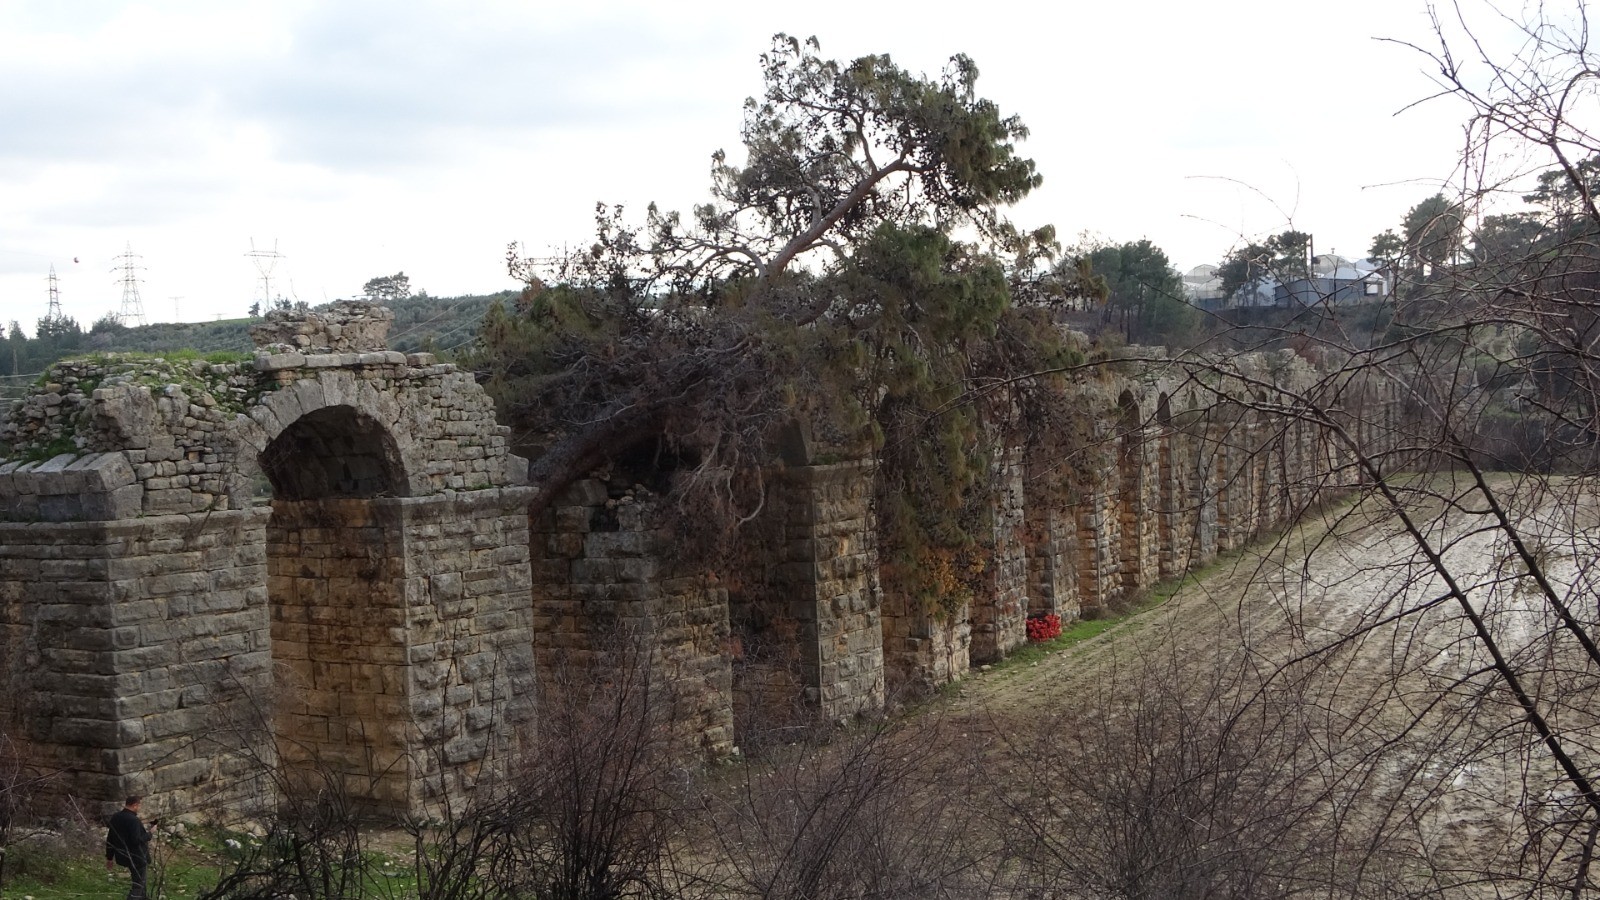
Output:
top-left (245, 238), bottom-right (284, 309)
top-left (46, 265), bottom-right (63, 322)
top-left (112, 243), bottom-right (147, 327)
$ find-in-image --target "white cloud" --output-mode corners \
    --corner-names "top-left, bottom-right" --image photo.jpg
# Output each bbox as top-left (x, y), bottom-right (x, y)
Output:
top-left (0, 0), bottom-right (1524, 334)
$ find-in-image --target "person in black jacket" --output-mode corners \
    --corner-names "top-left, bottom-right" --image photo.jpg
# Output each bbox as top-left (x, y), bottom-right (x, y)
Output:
top-left (105, 796), bottom-right (156, 899)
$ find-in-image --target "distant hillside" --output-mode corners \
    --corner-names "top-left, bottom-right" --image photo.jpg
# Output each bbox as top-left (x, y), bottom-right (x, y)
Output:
top-left (1, 290), bottom-right (515, 388)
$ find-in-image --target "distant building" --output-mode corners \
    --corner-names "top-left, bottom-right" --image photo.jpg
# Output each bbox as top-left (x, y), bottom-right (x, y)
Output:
top-left (1277, 256), bottom-right (1391, 306)
top-left (1182, 264), bottom-right (1227, 310)
top-left (1191, 253), bottom-right (1393, 310)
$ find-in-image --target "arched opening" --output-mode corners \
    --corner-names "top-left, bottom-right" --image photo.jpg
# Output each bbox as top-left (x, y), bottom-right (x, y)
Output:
top-left (1116, 391), bottom-right (1149, 593)
top-left (261, 405), bottom-right (412, 811)
top-left (260, 406), bottom-right (407, 500)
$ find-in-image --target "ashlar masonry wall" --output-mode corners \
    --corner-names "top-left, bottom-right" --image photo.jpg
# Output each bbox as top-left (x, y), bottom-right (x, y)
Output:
top-left (529, 474), bottom-right (735, 752)
top-left (878, 351), bottom-right (1405, 697)
top-left (0, 302), bottom-right (533, 819)
top-left (0, 306), bottom-right (1410, 816)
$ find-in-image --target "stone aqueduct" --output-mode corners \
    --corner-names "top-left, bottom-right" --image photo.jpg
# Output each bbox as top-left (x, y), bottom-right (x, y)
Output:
top-left (0, 304), bottom-right (1398, 817)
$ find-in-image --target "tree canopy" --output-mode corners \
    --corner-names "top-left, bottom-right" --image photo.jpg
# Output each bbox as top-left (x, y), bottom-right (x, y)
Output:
top-left (522, 35), bottom-right (1051, 309)
top-left (476, 35), bottom-right (1085, 614)
top-left (1069, 239), bottom-right (1194, 346)
top-left (1216, 230), bottom-right (1311, 301)
top-left (363, 272), bottom-right (413, 303)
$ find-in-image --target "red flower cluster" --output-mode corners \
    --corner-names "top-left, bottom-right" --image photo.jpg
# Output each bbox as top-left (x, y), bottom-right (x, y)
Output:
top-left (1026, 613), bottom-right (1062, 643)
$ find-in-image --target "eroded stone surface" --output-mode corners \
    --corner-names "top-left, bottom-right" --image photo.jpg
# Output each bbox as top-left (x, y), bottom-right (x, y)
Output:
top-left (0, 304), bottom-right (533, 819)
top-left (0, 309), bottom-right (1400, 819)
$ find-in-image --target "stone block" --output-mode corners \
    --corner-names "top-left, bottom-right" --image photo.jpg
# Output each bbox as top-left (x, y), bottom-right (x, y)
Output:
top-left (81, 484), bottom-right (144, 521)
top-left (51, 717), bottom-right (124, 747)
top-left (255, 351), bottom-right (306, 372)
top-left (37, 494), bottom-right (86, 521)
top-left (6, 461), bottom-right (43, 495)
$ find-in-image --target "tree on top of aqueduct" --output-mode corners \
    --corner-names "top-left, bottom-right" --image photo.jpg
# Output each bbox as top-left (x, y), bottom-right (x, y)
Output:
top-left (473, 35), bottom-right (1093, 610)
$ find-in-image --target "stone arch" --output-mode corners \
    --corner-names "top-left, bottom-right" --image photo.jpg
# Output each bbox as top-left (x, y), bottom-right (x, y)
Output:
top-left (260, 405), bottom-right (406, 499)
top-left (0, 303), bottom-right (535, 818)
top-left (228, 373), bottom-right (431, 503)
top-left (257, 403), bottom-right (412, 809)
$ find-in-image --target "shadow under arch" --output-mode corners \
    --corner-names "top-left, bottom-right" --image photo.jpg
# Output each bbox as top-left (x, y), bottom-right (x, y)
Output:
top-left (259, 405), bottom-right (409, 500)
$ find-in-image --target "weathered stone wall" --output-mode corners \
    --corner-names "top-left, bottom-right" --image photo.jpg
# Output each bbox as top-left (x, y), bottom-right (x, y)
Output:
top-left (0, 298), bottom-right (1410, 817)
top-left (530, 477), bottom-right (734, 754)
top-left (729, 461), bottom-right (883, 736)
top-left (881, 594), bottom-right (971, 696)
top-left (249, 301), bottom-right (395, 354)
top-left (0, 346), bottom-right (519, 521)
top-left (0, 509), bottom-right (273, 813)
top-left (878, 351), bottom-right (1406, 696)
top-left (0, 302), bottom-right (533, 819)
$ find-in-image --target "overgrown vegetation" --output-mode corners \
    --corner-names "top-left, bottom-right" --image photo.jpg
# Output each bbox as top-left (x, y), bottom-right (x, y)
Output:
top-left (468, 35), bottom-right (1094, 621)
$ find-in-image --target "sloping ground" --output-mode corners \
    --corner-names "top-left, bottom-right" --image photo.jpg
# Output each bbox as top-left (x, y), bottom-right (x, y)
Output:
top-left (929, 473), bottom-right (1600, 897)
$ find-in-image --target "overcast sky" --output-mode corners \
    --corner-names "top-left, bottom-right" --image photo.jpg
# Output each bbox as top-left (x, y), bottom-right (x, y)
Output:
top-left (1, 0), bottom-right (1497, 335)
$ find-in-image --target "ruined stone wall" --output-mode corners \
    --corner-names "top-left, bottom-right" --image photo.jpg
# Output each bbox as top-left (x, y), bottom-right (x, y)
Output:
top-left (0, 509), bottom-right (273, 813)
top-left (878, 351), bottom-right (1406, 698)
top-left (530, 477), bottom-right (733, 754)
top-left (729, 461), bottom-right (883, 735)
top-left (881, 594), bottom-right (970, 696)
top-left (0, 348), bottom-right (518, 521)
top-left (0, 302), bottom-right (534, 819)
top-left (0, 298), bottom-right (1412, 815)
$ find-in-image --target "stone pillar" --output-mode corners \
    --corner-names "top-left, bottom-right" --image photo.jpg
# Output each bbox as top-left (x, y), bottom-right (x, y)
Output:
top-left (970, 452), bottom-right (1027, 663)
top-left (395, 488), bottom-right (536, 809)
top-left (1117, 426), bottom-right (1161, 593)
top-left (1075, 479), bottom-right (1119, 616)
top-left (1189, 428), bottom-right (1220, 567)
top-left (0, 508), bottom-right (274, 815)
top-left (531, 479), bottom-right (734, 755)
top-left (731, 461), bottom-right (883, 733)
top-left (1157, 426), bottom-right (1189, 581)
top-left (1025, 502), bottom-right (1079, 623)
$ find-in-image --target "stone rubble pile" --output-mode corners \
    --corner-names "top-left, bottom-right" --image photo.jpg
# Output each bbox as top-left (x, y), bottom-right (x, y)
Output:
top-left (248, 300), bottom-right (396, 353)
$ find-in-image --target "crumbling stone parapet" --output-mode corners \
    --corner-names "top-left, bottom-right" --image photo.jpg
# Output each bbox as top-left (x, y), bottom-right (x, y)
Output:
top-left (248, 300), bottom-right (395, 354)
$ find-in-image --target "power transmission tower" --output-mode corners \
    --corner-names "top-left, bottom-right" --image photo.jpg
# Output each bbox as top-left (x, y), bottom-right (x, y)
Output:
top-left (245, 238), bottom-right (284, 311)
top-left (112, 243), bottom-right (147, 327)
top-left (46, 265), bottom-right (63, 322)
